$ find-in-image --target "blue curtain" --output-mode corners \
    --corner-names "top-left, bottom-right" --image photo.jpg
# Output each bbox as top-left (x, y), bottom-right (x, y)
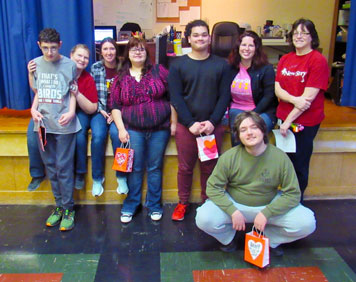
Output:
top-left (341, 3), bottom-right (356, 106)
top-left (0, 0), bottom-right (94, 109)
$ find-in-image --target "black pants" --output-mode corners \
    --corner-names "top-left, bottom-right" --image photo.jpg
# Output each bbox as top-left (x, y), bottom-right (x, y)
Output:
top-left (287, 124), bottom-right (320, 202)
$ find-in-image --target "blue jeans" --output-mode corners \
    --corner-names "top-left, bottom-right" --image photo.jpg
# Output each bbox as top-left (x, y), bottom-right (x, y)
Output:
top-left (229, 108), bottom-right (274, 146)
top-left (78, 111), bottom-right (108, 181)
top-left (27, 119), bottom-right (45, 178)
top-left (109, 122), bottom-right (126, 178)
top-left (121, 129), bottom-right (170, 215)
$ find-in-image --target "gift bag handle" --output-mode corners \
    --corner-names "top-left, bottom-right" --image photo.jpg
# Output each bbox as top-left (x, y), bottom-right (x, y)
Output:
top-left (252, 225), bottom-right (265, 238)
top-left (120, 139), bottom-right (131, 149)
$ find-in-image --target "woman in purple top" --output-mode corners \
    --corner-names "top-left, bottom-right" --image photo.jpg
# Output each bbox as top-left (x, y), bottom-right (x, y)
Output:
top-left (111, 37), bottom-right (172, 223)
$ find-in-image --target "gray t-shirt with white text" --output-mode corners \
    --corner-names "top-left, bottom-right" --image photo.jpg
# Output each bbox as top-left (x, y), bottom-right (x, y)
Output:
top-left (33, 55), bottom-right (81, 134)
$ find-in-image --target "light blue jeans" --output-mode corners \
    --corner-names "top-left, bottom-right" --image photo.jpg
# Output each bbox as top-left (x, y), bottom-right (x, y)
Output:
top-left (196, 193), bottom-right (316, 248)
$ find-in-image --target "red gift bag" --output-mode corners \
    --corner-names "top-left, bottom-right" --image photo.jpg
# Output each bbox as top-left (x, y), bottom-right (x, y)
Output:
top-left (37, 120), bottom-right (47, 152)
top-left (244, 226), bottom-right (270, 268)
top-left (112, 142), bottom-right (134, 172)
top-left (196, 134), bottom-right (219, 162)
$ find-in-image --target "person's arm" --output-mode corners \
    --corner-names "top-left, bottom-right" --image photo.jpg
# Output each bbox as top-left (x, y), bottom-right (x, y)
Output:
top-left (27, 60), bottom-right (37, 93)
top-left (76, 92), bottom-right (98, 114)
top-left (207, 150), bottom-right (247, 231)
top-left (58, 92), bottom-right (76, 126)
top-left (275, 82), bottom-right (312, 111)
top-left (253, 64), bottom-right (277, 114)
top-left (170, 105), bottom-right (177, 136)
top-left (206, 152), bottom-right (237, 215)
top-left (279, 87), bottom-right (320, 136)
top-left (168, 61), bottom-right (196, 128)
top-left (30, 94), bottom-right (43, 122)
top-left (90, 63), bottom-right (107, 113)
top-left (112, 109), bottom-right (129, 143)
top-left (207, 61), bottom-right (231, 128)
top-left (260, 152), bottom-right (301, 219)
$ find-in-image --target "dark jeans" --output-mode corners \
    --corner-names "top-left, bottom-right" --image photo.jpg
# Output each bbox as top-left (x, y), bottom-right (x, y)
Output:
top-left (175, 123), bottom-right (225, 203)
top-left (121, 129), bottom-right (170, 215)
top-left (38, 133), bottom-right (76, 210)
top-left (287, 124), bottom-right (320, 201)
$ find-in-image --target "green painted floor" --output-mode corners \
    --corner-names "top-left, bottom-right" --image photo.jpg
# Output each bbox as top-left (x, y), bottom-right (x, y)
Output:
top-left (0, 254), bottom-right (100, 282)
top-left (160, 248), bottom-right (356, 282)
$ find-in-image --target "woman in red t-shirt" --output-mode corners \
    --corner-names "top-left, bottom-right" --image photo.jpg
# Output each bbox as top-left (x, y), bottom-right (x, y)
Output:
top-left (275, 18), bottom-right (329, 200)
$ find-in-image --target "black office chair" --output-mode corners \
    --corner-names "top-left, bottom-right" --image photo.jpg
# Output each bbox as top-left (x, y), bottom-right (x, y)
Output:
top-left (120, 22), bottom-right (141, 33)
top-left (211, 21), bottom-right (240, 59)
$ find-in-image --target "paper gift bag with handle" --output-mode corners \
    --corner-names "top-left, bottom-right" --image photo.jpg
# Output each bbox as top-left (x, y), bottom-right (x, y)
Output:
top-left (244, 226), bottom-right (270, 268)
top-left (196, 134), bottom-right (219, 162)
top-left (112, 141), bottom-right (134, 172)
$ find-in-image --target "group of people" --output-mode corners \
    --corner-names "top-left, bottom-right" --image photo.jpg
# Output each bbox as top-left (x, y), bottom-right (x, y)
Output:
top-left (27, 17), bottom-right (328, 254)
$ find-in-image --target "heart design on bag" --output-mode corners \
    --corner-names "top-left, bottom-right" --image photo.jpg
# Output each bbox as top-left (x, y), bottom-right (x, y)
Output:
top-left (115, 152), bottom-right (127, 165)
top-left (203, 139), bottom-right (217, 158)
top-left (204, 139), bottom-right (216, 149)
top-left (248, 240), bottom-right (263, 260)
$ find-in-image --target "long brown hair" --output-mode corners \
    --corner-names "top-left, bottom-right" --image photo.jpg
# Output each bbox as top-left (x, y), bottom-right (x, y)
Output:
top-left (118, 37), bottom-right (153, 79)
top-left (228, 31), bottom-right (268, 69)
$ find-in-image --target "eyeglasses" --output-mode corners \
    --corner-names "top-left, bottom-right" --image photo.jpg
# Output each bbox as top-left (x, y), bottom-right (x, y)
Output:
top-left (129, 47), bottom-right (146, 53)
top-left (41, 47), bottom-right (58, 53)
top-left (293, 32), bottom-right (310, 37)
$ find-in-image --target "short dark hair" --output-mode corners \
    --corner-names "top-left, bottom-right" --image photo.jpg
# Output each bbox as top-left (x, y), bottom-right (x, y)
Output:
top-left (38, 28), bottom-right (60, 43)
top-left (233, 111), bottom-right (269, 145)
top-left (288, 18), bottom-right (320, 51)
top-left (228, 30), bottom-right (268, 69)
top-left (184, 19), bottom-right (209, 38)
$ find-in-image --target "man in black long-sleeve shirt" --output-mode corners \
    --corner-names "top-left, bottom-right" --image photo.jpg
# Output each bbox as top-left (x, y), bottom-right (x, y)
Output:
top-left (168, 20), bottom-right (231, 221)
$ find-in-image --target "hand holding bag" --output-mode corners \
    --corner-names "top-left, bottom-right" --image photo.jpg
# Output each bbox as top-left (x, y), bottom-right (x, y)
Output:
top-left (244, 226), bottom-right (270, 268)
top-left (112, 141), bottom-right (134, 172)
top-left (196, 134), bottom-right (219, 162)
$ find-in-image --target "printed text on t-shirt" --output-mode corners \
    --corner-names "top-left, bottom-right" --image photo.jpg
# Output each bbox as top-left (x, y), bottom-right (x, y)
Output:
top-left (281, 68), bottom-right (307, 83)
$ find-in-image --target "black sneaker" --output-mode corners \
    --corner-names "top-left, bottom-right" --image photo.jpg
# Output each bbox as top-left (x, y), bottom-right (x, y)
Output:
top-left (270, 246), bottom-right (284, 257)
top-left (220, 240), bottom-right (237, 252)
top-left (27, 176), bottom-right (45, 191)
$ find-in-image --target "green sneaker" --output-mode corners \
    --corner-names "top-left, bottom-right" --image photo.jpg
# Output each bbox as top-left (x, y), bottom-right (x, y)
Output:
top-left (46, 207), bottom-right (63, 227)
top-left (59, 209), bottom-right (75, 231)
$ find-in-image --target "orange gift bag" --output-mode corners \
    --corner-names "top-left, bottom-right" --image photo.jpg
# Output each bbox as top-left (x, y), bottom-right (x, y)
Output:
top-left (244, 226), bottom-right (270, 268)
top-left (112, 142), bottom-right (134, 172)
top-left (196, 134), bottom-right (219, 162)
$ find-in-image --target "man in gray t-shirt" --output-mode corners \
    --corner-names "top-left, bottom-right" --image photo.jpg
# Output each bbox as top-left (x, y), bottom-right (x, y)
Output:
top-left (29, 28), bottom-right (81, 231)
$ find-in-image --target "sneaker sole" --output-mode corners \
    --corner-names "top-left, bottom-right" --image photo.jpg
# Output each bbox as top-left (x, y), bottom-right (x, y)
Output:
top-left (171, 216), bottom-right (184, 221)
top-left (60, 225), bottom-right (74, 231)
top-left (46, 221), bottom-right (60, 227)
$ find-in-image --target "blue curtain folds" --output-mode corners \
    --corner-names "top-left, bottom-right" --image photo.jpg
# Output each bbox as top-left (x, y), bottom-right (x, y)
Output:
top-left (341, 3), bottom-right (356, 106)
top-left (0, 0), bottom-right (94, 109)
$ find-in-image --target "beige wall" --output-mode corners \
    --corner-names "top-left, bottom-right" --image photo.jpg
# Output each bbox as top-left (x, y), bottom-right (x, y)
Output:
top-left (144, 0), bottom-right (336, 60)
